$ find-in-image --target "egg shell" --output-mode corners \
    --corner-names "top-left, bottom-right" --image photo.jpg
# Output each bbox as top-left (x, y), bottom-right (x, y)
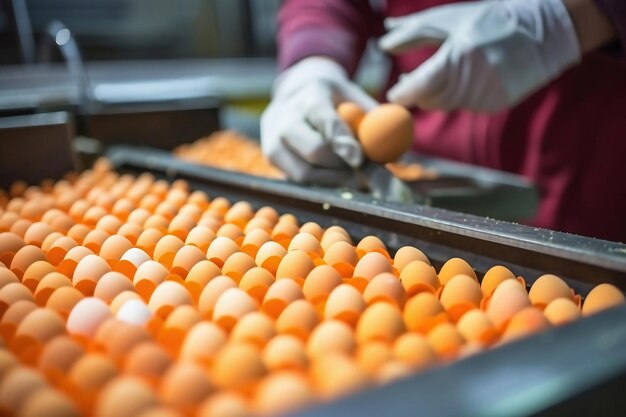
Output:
top-left (0, 213), bottom-right (21, 234)
top-left (45, 287), bottom-right (84, 319)
top-left (352, 252), bottom-right (393, 292)
top-left (72, 254), bottom-right (112, 296)
top-left (404, 293), bottom-right (448, 338)
top-left (356, 235), bottom-right (389, 259)
top-left (456, 309), bottom-right (499, 346)
top-left (11, 245), bottom-right (47, 278)
top-left (66, 224), bottom-right (91, 245)
top-left (309, 353), bottom-right (369, 399)
top-left (96, 215), bottom-right (123, 235)
top-left (320, 231), bottom-right (352, 253)
top-left (224, 201), bottom-right (255, 229)
top-left (38, 335), bottom-right (85, 382)
top-left (253, 206), bottom-right (279, 225)
top-left (356, 302), bottom-right (405, 344)
top-left (276, 299), bottom-right (319, 341)
top-left (69, 354), bottom-right (119, 402)
top-left (212, 288), bottom-right (258, 331)
top-left (440, 274), bottom-right (483, 322)
top-left (399, 260), bottom-right (440, 296)
top-left (137, 406), bottom-right (185, 417)
top-left (426, 322), bottom-right (465, 360)
top-left (262, 279), bottom-right (304, 318)
top-left (529, 274), bottom-right (578, 309)
top-left (153, 236), bottom-right (185, 268)
top-left (262, 335), bottom-right (308, 372)
top-left (148, 281), bottom-right (192, 319)
top-left (198, 216), bottom-right (222, 232)
top-left (288, 233), bottom-right (323, 259)
top-left (40, 232), bottom-right (65, 253)
top-left (0, 232), bottom-right (26, 266)
top-left (67, 200), bottom-right (91, 222)
top-left (254, 241), bottom-right (286, 275)
top-left (543, 297), bottom-right (582, 326)
top-left (337, 101), bottom-right (366, 134)
top-left (356, 341), bottom-right (393, 374)
top-left (324, 284), bottom-right (366, 327)
top-left (230, 312), bottom-right (276, 348)
top-left (213, 343), bottom-right (266, 394)
top-left (222, 252), bottom-right (257, 283)
top-left (582, 283), bottom-right (625, 316)
top-left (155, 201), bottom-right (179, 220)
top-left (306, 320), bottom-right (356, 358)
top-left (66, 297), bottom-right (112, 338)
top-left (82, 229), bottom-right (110, 253)
top-left (198, 276), bottom-right (237, 319)
top-left (117, 299), bottom-right (154, 328)
top-left (115, 223), bottom-right (143, 245)
top-left (47, 237), bottom-right (79, 266)
top-left (0, 349), bottom-right (18, 380)
top-left (159, 363), bottom-right (214, 413)
top-left (112, 199), bottom-right (136, 220)
top-left (21, 261), bottom-right (56, 292)
top-left (303, 265), bottom-right (342, 307)
top-left (0, 282), bottom-right (34, 316)
top-left (180, 260), bottom-right (218, 301)
top-left (0, 267), bottom-right (20, 289)
top-left (11, 308), bottom-right (66, 359)
top-left (438, 258), bottom-right (477, 286)
top-left (23, 222), bottom-right (54, 246)
top-left (99, 235), bottom-right (133, 266)
top-left (157, 305), bottom-right (202, 356)
top-left (239, 267), bottom-right (275, 303)
top-left (93, 272), bottom-right (134, 304)
top-left (299, 222), bottom-right (324, 240)
top-left (481, 265), bottom-right (517, 297)
top-left (253, 371), bottom-right (315, 415)
top-left (502, 307), bottom-right (551, 342)
top-left (216, 224), bottom-right (244, 244)
top-left (116, 248), bottom-right (151, 278)
top-left (170, 245), bottom-right (206, 278)
top-left (0, 299), bottom-right (37, 340)
top-left (179, 321), bottom-right (228, 367)
top-left (196, 391), bottom-right (250, 417)
top-left (363, 272), bottom-right (407, 307)
top-left (185, 226), bottom-right (216, 252)
top-left (271, 221), bottom-right (299, 247)
top-left (10, 218), bottom-right (33, 238)
top-left (187, 191), bottom-right (210, 210)
top-left (358, 104), bottom-right (413, 163)
top-left (167, 215), bottom-right (197, 240)
top-left (133, 261), bottom-right (170, 301)
top-left (486, 279), bottom-right (532, 330)
top-left (392, 332), bottom-right (437, 369)
top-left (94, 376), bottom-right (157, 417)
top-left (19, 387), bottom-right (80, 417)
top-left (178, 204), bottom-right (203, 221)
top-left (136, 228), bottom-right (165, 257)
top-left (275, 249), bottom-right (315, 286)
top-left (240, 228), bottom-right (271, 257)
top-left (206, 237), bottom-right (240, 268)
top-left (143, 214), bottom-right (170, 233)
top-left (393, 246), bottom-right (430, 272)
top-left (0, 366), bottom-right (48, 413)
top-left (57, 246), bottom-right (94, 278)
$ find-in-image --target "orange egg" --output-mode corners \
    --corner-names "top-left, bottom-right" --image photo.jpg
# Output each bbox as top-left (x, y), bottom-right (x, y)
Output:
top-left (356, 341), bottom-right (393, 374)
top-left (94, 376), bottom-right (157, 417)
top-left (481, 265), bottom-right (517, 297)
top-left (486, 279), bottom-right (531, 330)
top-left (0, 232), bottom-right (26, 266)
top-left (543, 297), bottom-right (582, 325)
top-left (57, 246), bottom-right (94, 278)
top-left (136, 228), bottom-right (164, 257)
top-left (185, 226), bottom-right (216, 252)
top-left (438, 258), bottom-right (477, 286)
top-left (299, 222), bottom-right (324, 240)
top-left (337, 101), bottom-right (366, 134)
top-left (0, 349), bottom-right (18, 379)
top-left (398, 260), bottom-right (440, 296)
top-left (426, 322), bottom-right (465, 360)
top-left (213, 343), bottom-right (266, 394)
top-left (0, 299), bottom-right (37, 340)
top-left (154, 201), bottom-right (179, 220)
top-left (11, 308), bottom-right (66, 356)
top-left (10, 219), bottom-right (33, 238)
top-left (68, 200), bottom-right (91, 222)
top-left (271, 221), bottom-right (299, 247)
top-left (178, 204), bottom-right (203, 221)
top-left (529, 274), bottom-right (577, 309)
top-left (72, 254), bottom-right (112, 296)
top-left (184, 260), bottom-right (221, 300)
top-left (240, 229), bottom-right (271, 257)
top-left (124, 342), bottom-right (172, 384)
top-left (230, 312), bottom-right (276, 348)
top-left (262, 279), bottom-right (304, 318)
top-left (393, 246), bottom-right (430, 272)
top-left (45, 286), bottom-right (84, 319)
top-left (170, 245), bottom-right (206, 278)
top-left (117, 223), bottom-right (144, 245)
top-left (82, 229), bottom-right (110, 253)
top-left (363, 272), bottom-right (407, 307)
top-left (224, 201), bottom-right (255, 228)
top-left (10, 245), bottom-right (47, 278)
top-left (352, 252), bottom-right (393, 292)
top-left (212, 288), bottom-right (258, 331)
top-left (582, 283), bottom-right (625, 316)
top-left (157, 305), bottom-right (202, 356)
top-left (0, 212), bottom-right (20, 233)
top-left (112, 199), bottom-right (136, 220)
top-left (167, 215), bottom-right (197, 240)
top-left (275, 249), bottom-right (315, 286)
top-left (0, 268), bottom-right (20, 289)
top-left (356, 302), bottom-right (405, 344)
top-left (309, 353), bottom-right (368, 399)
top-left (148, 281), bottom-right (192, 319)
top-left (22, 260), bottom-right (56, 292)
top-left (262, 335), bottom-right (308, 372)
top-left (392, 332), bottom-right (437, 369)
top-left (47, 237), bottom-right (79, 266)
top-left (254, 207), bottom-right (280, 225)
top-left (306, 320), bottom-right (356, 358)
top-left (198, 216), bottom-right (222, 232)
top-left (276, 299), bottom-right (319, 340)
top-left (403, 292), bottom-right (448, 334)
top-left (38, 335), bottom-right (85, 381)
top-left (196, 391), bottom-right (250, 417)
top-left (20, 386), bottom-right (80, 417)
top-left (288, 233), bottom-right (323, 259)
top-left (502, 307), bottom-right (551, 342)
top-left (153, 235), bottom-right (185, 268)
top-left (93, 272), bottom-right (134, 304)
top-left (238, 267), bottom-right (275, 303)
top-left (456, 309), bottom-right (499, 346)
top-left (0, 282), bottom-right (34, 315)
top-left (159, 363), bottom-right (214, 413)
top-left (302, 265), bottom-right (342, 307)
top-left (101, 321), bottom-right (152, 361)
top-left (324, 284), bottom-right (366, 327)
top-left (23, 222), bottom-right (54, 246)
top-left (206, 237), bottom-right (239, 268)
top-left (198, 276), bottom-right (237, 319)
top-left (440, 274), bottom-right (483, 322)
top-left (96, 215), bottom-right (123, 235)
top-left (358, 104), bottom-right (413, 163)
top-left (253, 371), bottom-right (315, 415)
top-left (254, 241), bottom-right (286, 275)
top-left (66, 224), bottom-right (91, 245)
top-left (0, 366), bottom-right (48, 413)
top-left (356, 235), bottom-right (389, 258)
top-left (179, 322), bottom-right (227, 366)
top-left (216, 224), bottom-right (244, 244)
top-left (99, 235), bottom-right (133, 265)
top-left (66, 297), bottom-right (112, 338)
top-left (222, 252), bottom-right (256, 283)
top-left (69, 354), bottom-right (118, 399)
top-left (133, 261), bottom-right (170, 301)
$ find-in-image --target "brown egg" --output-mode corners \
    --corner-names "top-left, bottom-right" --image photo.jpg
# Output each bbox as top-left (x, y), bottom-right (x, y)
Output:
top-left (230, 312), bottom-right (276, 349)
top-left (0, 300), bottom-right (37, 340)
top-left (288, 233), bottom-right (323, 260)
top-left (38, 335), bottom-right (85, 381)
top-left (19, 387), bottom-right (80, 417)
top-left (159, 363), bottom-right (214, 412)
top-left (356, 341), bottom-right (393, 374)
top-left (309, 353), bottom-right (369, 399)
top-left (179, 322), bottom-right (227, 366)
top-left (440, 274), bottom-right (483, 322)
top-left (148, 281), bottom-right (192, 319)
top-left (170, 245), bottom-right (206, 278)
top-left (47, 237), bottom-right (78, 266)
top-left (93, 272), bottom-right (134, 304)
top-left (358, 104), bottom-right (413, 163)
top-left (153, 236), bottom-right (185, 268)
top-left (116, 223), bottom-right (143, 245)
top-left (363, 272), bottom-right (407, 307)
top-left (184, 260), bottom-right (221, 300)
top-left (99, 235), bottom-right (133, 265)
top-left (167, 215), bottom-right (197, 240)
top-left (356, 235), bottom-right (389, 259)
top-left (306, 320), bottom-right (356, 358)
top-left (324, 284), bottom-right (366, 327)
top-left (239, 267), bottom-right (275, 303)
top-left (57, 246), bottom-right (94, 278)
top-left (136, 228), bottom-right (164, 257)
top-left (198, 276), bottom-right (237, 319)
top-left (0, 349), bottom-right (18, 380)
top-left (0, 366), bottom-right (48, 413)
top-left (403, 292), bottom-right (448, 335)
top-left (68, 200), bottom-right (91, 222)
top-left (426, 322), bottom-right (465, 360)
top-left (486, 279), bottom-right (531, 330)
top-left (299, 222), bottom-right (324, 240)
top-left (137, 406), bottom-right (185, 417)
top-left (22, 261), bottom-right (56, 292)
top-left (198, 216), bottom-right (222, 232)
top-left (11, 308), bottom-right (65, 357)
top-left (96, 215), bottom-right (123, 235)
top-left (254, 241), bottom-right (286, 275)
top-left (302, 266), bottom-right (342, 308)
top-left (112, 199), bottom-right (136, 220)
top-left (11, 245), bottom-right (47, 278)
top-left (133, 261), bottom-right (169, 300)
top-left (72, 254), bottom-right (112, 296)
top-left (155, 201), bottom-right (179, 220)
top-left (10, 218), bottom-right (33, 238)
top-left (356, 302), bottom-right (405, 344)
top-left (320, 231), bottom-right (353, 253)
top-left (481, 265), bottom-right (517, 297)
top-left (271, 221), bottom-right (299, 248)
top-left (224, 201), bottom-right (255, 229)
top-left (0, 282), bottom-right (34, 315)
top-left (337, 102), bottom-right (366, 134)
top-left (216, 224), bottom-right (244, 244)
top-left (240, 229), bottom-right (271, 257)
top-left (456, 309), bottom-right (499, 346)
top-left (117, 248), bottom-right (151, 278)
top-left (275, 249), bottom-right (315, 286)
top-left (206, 237), bottom-right (239, 268)
top-left (94, 376), bottom-right (157, 417)
top-left (0, 212), bottom-right (21, 233)
top-left (143, 215), bottom-right (170, 233)
top-left (0, 232), bottom-right (26, 266)
top-left (351, 252), bottom-right (394, 292)
top-left (213, 343), bottom-right (266, 394)
top-left (66, 224), bottom-right (91, 245)
top-left (212, 288), bottom-right (258, 331)
top-left (438, 258), bottom-right (477, 286)
top-left (393, 246), bottom-right (430, 272)
top-left (222, 252), bottom-right (256, 283)
top-left (392, 332), bottom-right (437, 369)
top-left (254, 206), bottom-right (280, 225)
top-left (0, 267), bottom-right (20, 289)
top-left (543, 297), bottom-right (582, 326)
top-left (253, 372), bottom-right (315, 415)
top-left (110, 291), bottom-right (142, 315)
top-left (262, 335), bottom-right (308, 372)
top-left (276, 299), bottom-right (319, 341)
top-left (196, 391), bottom-right (250, 417)
top-left (529, 274), bottom-right (577, 309)
top-left (262, 279), bottom-right (304, 318)
top-left (23, 222), bottom-right (54, 246)
top-left (185, 226), bottom-right (216, 252)
top-left (502, 307), bottom-right (551, 342)
top-left (582, 283), bottom-right (625, 316)
top-left (40, 232), bottom-right (65, 253)
top-left (399, 260), bottom-right (440, 296)
top-left (157, 305), bottom-right (202, 356)
top-left (45, 287), bottom-right (84, 319)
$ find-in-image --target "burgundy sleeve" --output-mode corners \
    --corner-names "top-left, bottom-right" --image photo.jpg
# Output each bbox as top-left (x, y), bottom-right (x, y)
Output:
top-left (277, 0), bottom-right (385, 76)
top-left (592, 0), bottom-right (626, 52)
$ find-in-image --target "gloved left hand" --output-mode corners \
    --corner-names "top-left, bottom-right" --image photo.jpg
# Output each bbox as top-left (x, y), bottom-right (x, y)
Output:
top-left (379, 0), bottom-right (581, 112)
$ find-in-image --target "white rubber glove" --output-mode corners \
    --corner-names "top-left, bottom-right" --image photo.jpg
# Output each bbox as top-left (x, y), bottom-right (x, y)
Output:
top-left (261, 57), bottom-right (378, 184)
top-left (379, 0), bottom-right (581, 112)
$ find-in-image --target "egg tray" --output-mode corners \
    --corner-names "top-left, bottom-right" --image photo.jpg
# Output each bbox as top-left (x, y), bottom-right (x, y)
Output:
top-left (108, 145), bottom-right (626, 417)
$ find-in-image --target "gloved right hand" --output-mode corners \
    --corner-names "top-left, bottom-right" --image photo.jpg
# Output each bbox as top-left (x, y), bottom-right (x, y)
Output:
top-left (261, 57), bottom-right (379, 184)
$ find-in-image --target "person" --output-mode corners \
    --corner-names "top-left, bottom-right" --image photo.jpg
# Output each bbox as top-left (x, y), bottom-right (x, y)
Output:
top-left (260, 0), bottom-right (626, 243)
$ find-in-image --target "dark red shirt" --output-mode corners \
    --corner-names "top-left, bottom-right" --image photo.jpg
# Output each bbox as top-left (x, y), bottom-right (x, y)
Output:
top-left (278, 0), bottom-right (626, 243)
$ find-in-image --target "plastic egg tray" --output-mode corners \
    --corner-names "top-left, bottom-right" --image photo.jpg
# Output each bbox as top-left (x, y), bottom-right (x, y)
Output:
top-left (1, 157), bottom-right (626, 417)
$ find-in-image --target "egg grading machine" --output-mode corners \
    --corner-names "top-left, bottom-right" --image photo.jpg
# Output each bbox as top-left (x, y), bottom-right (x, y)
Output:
top-left (108, 145), bottom-right (626, 417)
